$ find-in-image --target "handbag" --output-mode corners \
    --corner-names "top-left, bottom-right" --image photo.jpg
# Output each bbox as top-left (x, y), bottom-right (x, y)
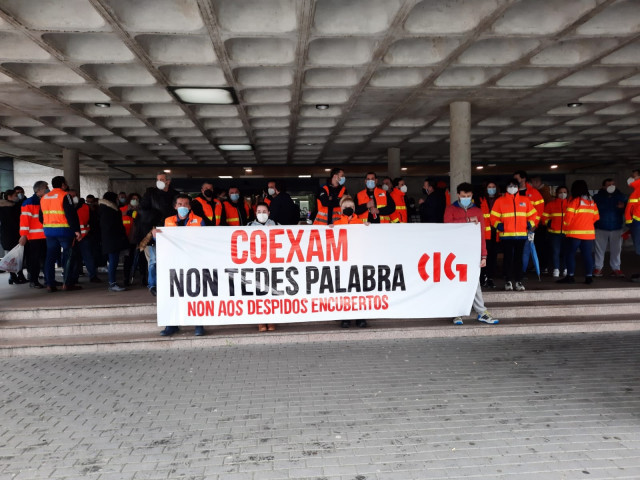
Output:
top-left (0, 244), bottom-right (24, 273)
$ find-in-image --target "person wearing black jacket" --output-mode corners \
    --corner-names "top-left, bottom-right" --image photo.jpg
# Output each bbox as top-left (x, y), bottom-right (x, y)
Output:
top-left (418, 178), bottom-right (446, 223)
top-left (99, 192), bottom-right (129, 292)
top-left (268, 180), bottom-right (299, 225)
top-left (0, 189), bottom-right (26, 284)
top-left (137, 172), bottom-right (179, 244)
top-left (191, 181), bottom-right (225, 227)
top-left (314, 167), bottom-right (347, 225)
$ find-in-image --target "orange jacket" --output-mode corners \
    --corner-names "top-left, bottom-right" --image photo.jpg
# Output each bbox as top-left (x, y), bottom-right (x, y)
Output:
top-left (490, 193), bottom-right (538, 240)
top-left (334, 214), bottom-right (363, 225)
top-left (19, 198), bottom-right (46, 240)
top-left (224, 201), bottom-right (250, 226)
top-left (389, 188), bottom-right (407, 223)
top-left (625, 178), bottom-right (640, 224)
top-left (193, 196), bottom-right (223, 225)
top-left (521, 183), bottom-right (545, 225)
top-left (314, 185), bottom-right (346, 225)
top-left (356, 187), bottom-right (392, 223)
top-left (542, 198), bottom-right (568, 234)
top-left (41, 188), bottom-right (72, 236)
top-left (164, 212), bottom-right (203, 227)
top-left (77, 203), bottom-right (90, 239)
top-left (564, 197), bottom-right (599, 240)
top-left (479, 197), bottom-right (495, 240)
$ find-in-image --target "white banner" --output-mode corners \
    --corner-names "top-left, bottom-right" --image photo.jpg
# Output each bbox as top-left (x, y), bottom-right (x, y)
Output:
top-left (156, 223), bottom-right (480, 326)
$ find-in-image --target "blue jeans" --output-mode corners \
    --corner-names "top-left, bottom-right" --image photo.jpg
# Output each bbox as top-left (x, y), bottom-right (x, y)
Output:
top-left (147, 246), bottom-right (156, 288)
top-left (549, 233), bottom-right (566, 271)
top-left (631, 221), bottom-right (640, 256)
top-left (45, 235), bottom-right (73, 287)
top-left (565, 237), bottom-right (594, 277)
top-left (107, 252), bottom-right (119, 285)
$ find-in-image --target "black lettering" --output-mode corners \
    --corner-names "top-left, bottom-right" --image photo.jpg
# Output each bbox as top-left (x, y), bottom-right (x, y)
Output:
top-left (306, 266), bottom-right (319, 294)
top-left (392, 264), bottom-right (406, 291)
top-left (225, 268), bottom-right (238, 296)
top-left (241, 268), bottom-right (253, 296)
top-left (348, 265), bottom-right (360, 292)
top-left (255, 268), bottom-right (269, 296)
top-left (378, 265), bottom-right (391, 291)
top-left (319, 266), bottom-right (334, 293)
top-left (362, 265), bottom-right (376, 292)
top-left (334, 266), bottom-right (346, 293)
top-left (170, 269), bottom-right (184, 297)
top-left (186, 268), bottom-right (200, 297)
top-left (202, 269), bottom-right (218, 297)
top-left (286, 267), bottom-right (299, 295)
top-left (271, 267), bottom-right (284, 296)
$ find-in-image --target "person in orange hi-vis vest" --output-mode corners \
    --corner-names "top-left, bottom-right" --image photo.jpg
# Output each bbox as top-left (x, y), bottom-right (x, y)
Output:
top-left (18, 180), bottom-right (49, 288)
top-left (192, 181), bottom-right (224, 226)
top-left (479, 181), bottom-right (499, 289)
top-left (490, 178), bottom-right (538, 292)
top-left (223, 186), bottom-right (252, 226)
top-left (542, 186), bottom-right (569, 278)
top-left (65, 188), bottom-right (100, 287)
top-left (557, 180), bottom-right (599, 285)
top-left (382, 176), bottom-right (408, 223)
top-left (624, 169), bottom-right (640, 281)
top-left (314, 167), bottom-right (347, 225)
top-left (355, 172), bottom-right (395, 224)
top-left (151, 194), bottom-right (205, 337)
top-left (514, 170), bottom-right (546, 274)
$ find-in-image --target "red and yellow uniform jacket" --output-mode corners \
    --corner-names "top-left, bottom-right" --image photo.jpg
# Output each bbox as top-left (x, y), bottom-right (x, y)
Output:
top-left (625, 178), bottom-right (640, 224)
top-left (490, 193), bottom-right (538, 240)
top-left (564, 197), bottom-right (599, 240)
top-left (164, 212), bottom-right (203, 227)
top-left (356, 187), bottom-right (392, 223)
top-left (389, 188), bottom-right (407, 223)
top-left (333, 214), bottom-right (363, 225)
top-left (314, 185), bottom-right (346, 225)
top-left (193, 196), bottom-right (224, 226)
top-left (479, 197), bottom-right (495, 240)
top-left (19, 195), bottom-right (46, 240)
top-left (77, 203), bottom-right (91, 239)
top-left (521, 183), bottom-right (545, 225)
top-left (542, 198), bottom-right (568, 234)
top-left (224, 201), bottom-right (250, 226)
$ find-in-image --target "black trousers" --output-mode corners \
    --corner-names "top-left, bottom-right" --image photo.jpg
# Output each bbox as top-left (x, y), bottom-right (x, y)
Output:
top-left (502, 239), bottom-right (525, 283)
top-left (27, 238), bottom-right (47, 283)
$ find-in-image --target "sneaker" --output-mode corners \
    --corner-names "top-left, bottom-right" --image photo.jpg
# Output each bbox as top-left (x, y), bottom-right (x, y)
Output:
top-left (108, 283), bottom-right (126, 292)
top-left (97, 266), bottom-right (108, 274)
top-left (562, 269), bottom-right (567, 276)
top-left (515, 282), bottom-right (525, 291)
top-left (194, 326), bottom-right (205, 336)
top-left (355, 320), bottom-right (368, 328)
top-left (160, 326), bottom-right (179, 336)
top-left (610, 270), bottom-right (625, 278)
top-left (504, 281), bottom-right (513, 291)
top-left (585, 276), bottom-right (593, 285)
top-left (477, 311), bottom-right (499, 325)
top-left (340, 320), bottom-right (350, 328)
top-left (453, 317), bottom-right (463, 325)
top-left (29, 281), bottom-right (44, 289)
top-left (552, 269), bottom-right (560, 278)
top-left (485, 279), bottom-right (496, 289)
top-left (593, 268), bottom-right (603, 277)
top-left (541, 268), bottom-right (549, 275)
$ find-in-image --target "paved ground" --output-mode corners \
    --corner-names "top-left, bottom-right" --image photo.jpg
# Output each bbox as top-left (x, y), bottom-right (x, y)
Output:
top-left (1, 333), bottom-right (640, 480)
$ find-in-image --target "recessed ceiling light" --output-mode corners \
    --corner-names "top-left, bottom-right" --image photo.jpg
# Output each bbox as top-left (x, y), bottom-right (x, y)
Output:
top-left (94, 102), bottom-right (110, 108)
top-left (217, 144), bottom-right (253, 151)
top-left (315, 104), bottom-right (329, 110)
top-left (324, 168), bottom-right (331, 172)
top-left (534, 141), bottom-right (572, 148)
top-left (476, 165), bottom-right (484, 170)
top-left (487, 163), bottom-right (496, 167)
top-left (169, 87), bottom-right (238, 105)
top-left (298, 174), bottom-right (312, 178)
top-left (163, 169), bottom-right (171, 173)
top-left (244, 167), bottom-right (252, 173)
top-left (219, 175), bottom-right (233, 179)
top-left (306, 143), bottom-right (314, 146)
top-left (401, 167), bottom-right (408, 171)
top-left (567, 102), bottom-right (582, 108)
top-left (550, 164), bottom-right (558, 169)
top-left (156, 143), bottom-right (165, 146)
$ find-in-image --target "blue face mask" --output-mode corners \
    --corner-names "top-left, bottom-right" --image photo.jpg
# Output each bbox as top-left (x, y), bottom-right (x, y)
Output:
top-left (177, 207), bottom-right (190, 218)
top-left (487, 188), bottom-right (496, 196)
top-left (460, 197), bottom-right (472, 208)
top-left (338, 176), bottom-right (346, 186)
top-left (366, 180), bottom-right (376, 190)
top-left (230, 193), bottom-right (240, 202)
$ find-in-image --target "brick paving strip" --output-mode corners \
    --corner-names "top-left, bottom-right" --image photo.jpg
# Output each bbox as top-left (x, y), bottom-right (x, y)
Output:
top-left (1, 333), bottom-right (639, 480)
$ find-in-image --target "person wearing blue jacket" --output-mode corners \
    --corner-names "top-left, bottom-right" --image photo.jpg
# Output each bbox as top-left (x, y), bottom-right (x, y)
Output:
top-left (593, 178), bottom-right (626, 277)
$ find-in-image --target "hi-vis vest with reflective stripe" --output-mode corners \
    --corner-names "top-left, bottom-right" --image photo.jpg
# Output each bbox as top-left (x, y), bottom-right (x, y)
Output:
top-left (490, 193), bottom-right (538, 239)
top-left (164, 212), bottom-right (203, 227)
top-left (356, 187), bottom-right (391, 223)
top-left (480, 197), bottom-right (493, 240)
top-left (314, 185), bottom-right (345, 225)
top-left (77, 203), bottom-right (90, 239)
top-left (19, 201), bottom-right (45, 240)
top-left (542, 198), bottom-right (568, 234)
top-left (522, 183), bottom-right (545, 225)
top-left (223, 201), bottom-right (250, 226)
top-left (194, 196), bottom-right (214, 221)
top-left (389, 188), bottom-right (407, 223)
top-left (625, 178), bottom-right (640, 224)
top-left (41, 188), bottom-right (70, 230)
top-left (563, 197), bottom-right (599, 240)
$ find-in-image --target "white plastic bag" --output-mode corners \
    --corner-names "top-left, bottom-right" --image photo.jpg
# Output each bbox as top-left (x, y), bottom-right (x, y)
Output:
top-left (0, 244), bottom-right (24, 273)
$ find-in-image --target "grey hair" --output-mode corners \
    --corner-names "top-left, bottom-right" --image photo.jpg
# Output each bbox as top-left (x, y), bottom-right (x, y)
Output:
top-left (33, 180), bottom-right (48, 193)
top-left (157, 171), bottom-right (171, 181)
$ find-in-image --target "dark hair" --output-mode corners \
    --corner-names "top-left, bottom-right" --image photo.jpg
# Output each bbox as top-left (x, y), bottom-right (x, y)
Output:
top-left (274, 180), bottom-right (286, 193)
top-left (456, 182), bottom-right (473, 194)
top-left (86, 194), bottom-right (96, 200)
top-left (513, 170), bottom-right (528, 181)
top-left (4, 189), bottom-right (16, 199)
top-left (570, 180), bottom-right (589, 198)
top-left (506, 178), bottom-right (519, 189)
top-left (382, 176), bottom-right (391, 183)
top-left (103, 191), bottom-right (118, 204)
top-left (13, 185), bottom-right (23, 192)
top-left (556, 184), bottom-right (568, 192)
top-left (173, 193), bottom-right (191, 205)
top-left (366, 171), bottom-right (377, 179)
top-left (632, 169), bottom-right (640, 176)
top-left (601, 178), bottom-right (613, 187)
top-left (128, 192), bottom-right (140, 202)
top-left (329, 168), bottom-right (343, 181)
top-left (118, 191), bottom-right (126, 196)
top-left (256, 201), bottom-right (270, 211)
top-left (392, 177), bottom-right (403, 187)
top-left (51, 176), bottom-right (66, 188)
top-left (424, 177), bottom-right (435, 186)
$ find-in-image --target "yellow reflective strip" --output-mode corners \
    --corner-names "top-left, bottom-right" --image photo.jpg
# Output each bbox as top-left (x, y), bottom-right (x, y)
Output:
top-left (565, 230), bottom-right (594, 235)
top-left (573, 208), bottom-right (597, 214)
top-left (531, 199), bottom-right (544, 205)
top-left (500, 212), bottom-right (528, 218)
top-left (501, 232), bottom-right (528, 237)
top-left (42, 210), bottom-right (65, 214)
top-left (395, 206), bottom-right (406, 210)
top-left (628, 198), bottom-right (638, 203)
top-left (44, 224), bottom-right (70, 228)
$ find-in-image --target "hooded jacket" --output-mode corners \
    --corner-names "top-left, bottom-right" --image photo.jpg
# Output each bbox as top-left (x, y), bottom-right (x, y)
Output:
top-left (444, 200), bottom-right (487, 257)
top-left (624, 178), bottom-right (640, 225)
top-left (98, 199), bottom-right (128, 255)
top-left (593, 187), bottom-right (626, 231)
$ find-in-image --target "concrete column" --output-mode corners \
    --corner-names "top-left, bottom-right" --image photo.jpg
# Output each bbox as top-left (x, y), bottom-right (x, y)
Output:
top-left (449, 101), bottom-right (471, 202)
top-left (62, 148), bottom-right (80, 195)
top-left (388, 147), bottom-right (400, 179)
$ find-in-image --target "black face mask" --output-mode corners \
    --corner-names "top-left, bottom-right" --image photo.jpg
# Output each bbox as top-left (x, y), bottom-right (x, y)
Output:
top-left (342, 207), bottom-right (354, 216)
top-left (203, 189), bottom-right (213, 199)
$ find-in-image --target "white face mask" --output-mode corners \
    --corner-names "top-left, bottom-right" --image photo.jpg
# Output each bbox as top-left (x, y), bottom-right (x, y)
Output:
top-left (628, 177), bottom-right (635, 186)
top-left (606, 185), bottom-right (616, 194)
top-left (130, 199), bottom-right (139, 207)
top-left (382, 184), bottom-right (389, 191)
top-left (557, 192), bottom-right (567, 200)
top-left (156, 180), bottom-right (166, 190)
top-left (267, 188), bottom-right (275, 196)
top-left (72, 196), bottom-right (79, 205)
top-left (400, 185), bottom-right (407, 193)
top-left (507, 186), bottom-right (518, 195)
top-left (257, 213), bottom-right (269, 224)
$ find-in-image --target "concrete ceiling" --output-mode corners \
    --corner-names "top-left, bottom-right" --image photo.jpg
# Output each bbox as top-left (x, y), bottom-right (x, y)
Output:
top-left (0, 0), bottom-right (639, 178)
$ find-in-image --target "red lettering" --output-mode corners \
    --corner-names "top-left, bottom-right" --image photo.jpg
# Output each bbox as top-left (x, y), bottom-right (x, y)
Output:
top-left (306, 229), bottom-right (324, 262)
top-left (381, 295), bottom-right (389, 310)
top-left (250, 230), bottom-right (267, 264)
top-left (433, 252), bottom-right (441, 283)
top-left (325, 229), bottom-right (348, 261)
top-left (188, 302), bottom-right (196, 316)
top-left (231, 230), bottom-right (248, 264)
top-left (269, 229), bottom-right (285, 263)
top-left (286, 229), bottom-right (305, 262)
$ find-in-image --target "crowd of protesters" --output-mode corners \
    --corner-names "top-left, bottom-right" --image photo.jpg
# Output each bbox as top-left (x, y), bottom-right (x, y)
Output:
top-left (2, 168), bottom-right (640, 331)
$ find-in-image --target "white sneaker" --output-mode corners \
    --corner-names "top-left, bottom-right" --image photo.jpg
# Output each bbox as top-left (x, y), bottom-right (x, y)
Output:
top-left (515, 282), bottom-right (525, 291)
top-left (504, 281), bottom-right (513, 291)
top-left (562, 269), bottom-right (567, 276)
top-left (98, 267), bottom-right (108, 273)
top-left (552, 269), bottom-right (560, 278)
top-left (453, 317), bottom-right (463, 325)
top-left (477, 311), bottom-right (499, 325)
top-left (108, 283), bottom-right (126, 292)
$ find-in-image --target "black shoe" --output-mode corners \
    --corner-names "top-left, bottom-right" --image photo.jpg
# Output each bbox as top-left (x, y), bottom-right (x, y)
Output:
top-left (355, 320), bottom-right (368, 328)
top-left (29, 281), bottom-right (44, 289)
top-left (160, 326), bottom-right (179, 336)
top-left (89, 276), bottom-right (103, 283)
top-left (585, 276), bottom-right (593, 285)
top-left (340, 320), bottom-right (350, 328)
top-left (194, 326), bottom-right (205, 336)
top-left (486, 279), bottom-right (496, 289)
top-left (46, 285), bottom-right (58, 293)
top-left (149, 286), bottom-right (157, 297)
top-left (556, 275), bottom-right (575, 284)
